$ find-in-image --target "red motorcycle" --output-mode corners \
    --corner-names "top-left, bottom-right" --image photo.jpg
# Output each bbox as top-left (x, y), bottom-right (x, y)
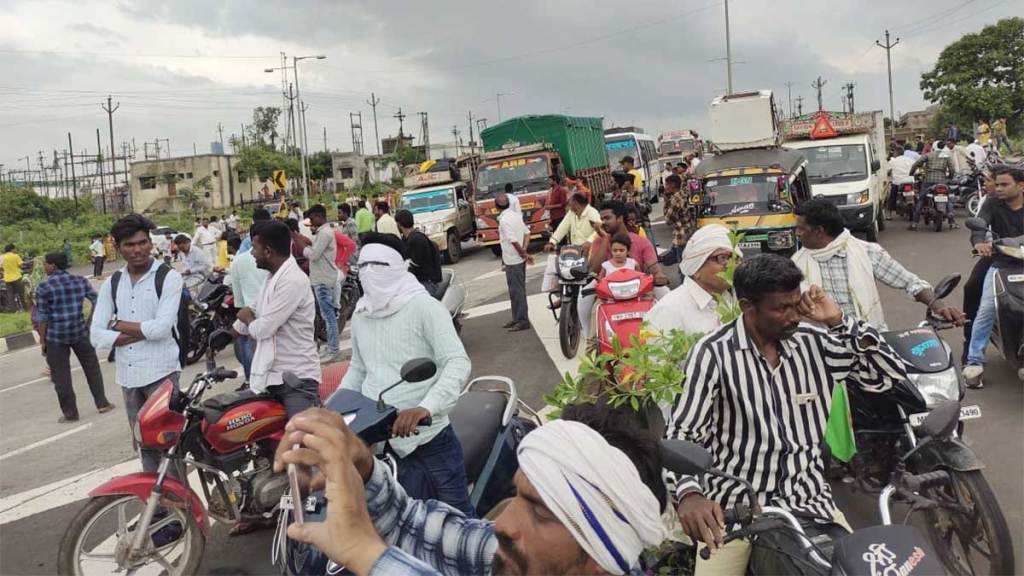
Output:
top-left (57, 331), bottom-right (332, 575)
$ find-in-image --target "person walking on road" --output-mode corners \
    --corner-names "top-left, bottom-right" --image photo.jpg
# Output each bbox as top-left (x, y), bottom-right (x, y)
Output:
top-left (89, 234), bottom-right (106, 279)
top-left (545, 174), bottom-right (569, 234)
top-left (497, 192), bottom-right (533, 332)
top-left (90, 214), bottom-right (184, 476)
top-left (304, 204), bottom-right (342, 362)
top-left (373, 201), bottom-right (400, 236)
top-left (36, 252), bottom-right (114, 423)
top-left (664, 174), bottom-right (695, 263)
top-left (2, 244), bottom-right (29, 312)
top-left (355, 199), bottom-right (375, 240)
top-left (338, 203), bottom-right (360, 244)
top-left (192, 217), bottom-right (218, 264)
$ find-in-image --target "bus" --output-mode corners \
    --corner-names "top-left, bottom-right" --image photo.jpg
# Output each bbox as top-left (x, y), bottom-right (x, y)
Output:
top-left (604, 127), bottom-right (658, 199)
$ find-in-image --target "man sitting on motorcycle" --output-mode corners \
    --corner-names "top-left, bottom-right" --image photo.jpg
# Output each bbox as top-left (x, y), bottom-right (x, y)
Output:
top-left (667, 254), bottom-right (908, 576)
top-left (275, 401), bottom-right (667, 576)
top-left (793, 198), bottom-right (965, 330)
top-left (341, 233), bottom-right (475, 515)
top-left (963, 164), bottom-right (1024, 388)
top-left (909, 140), bottom-right (956, 230)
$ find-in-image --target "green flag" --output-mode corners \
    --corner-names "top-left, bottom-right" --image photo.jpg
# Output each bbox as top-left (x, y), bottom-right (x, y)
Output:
top-left (825, 382), bottom-right (857, 462)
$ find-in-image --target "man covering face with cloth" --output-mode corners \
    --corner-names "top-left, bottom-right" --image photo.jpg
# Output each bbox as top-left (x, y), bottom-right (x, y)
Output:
top-left (276, 405), bottom-right (667, 576)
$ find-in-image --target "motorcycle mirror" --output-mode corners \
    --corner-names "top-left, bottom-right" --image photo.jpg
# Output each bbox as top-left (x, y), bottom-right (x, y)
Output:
top-left (871, 159), bottom-right (881, 172)
top-left (931, 274), bottom-right (962, 301)
top-left (400, 358), bottom-right (437, 383)
top-left (919, 401), bottom-right (959, 439)
top-left (660, 439), bottom-right (713, 476)
top-left (208, 328), bottom-right (234, 353)
top-left (964, 217), bottom-right (988, 232)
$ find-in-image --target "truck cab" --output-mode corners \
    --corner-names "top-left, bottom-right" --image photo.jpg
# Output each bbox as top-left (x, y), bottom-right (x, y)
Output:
top-left (782, 111), bottom-right (889, 242)
top-left (399, 164), bottom-right (476, 264)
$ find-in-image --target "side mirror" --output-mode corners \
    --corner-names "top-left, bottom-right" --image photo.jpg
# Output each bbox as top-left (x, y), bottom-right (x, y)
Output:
top-left (208, 328), bottom-right (234, 353)
top-left (400, 358), bottom-right (437, 383)
top-left (919, 401), bottom-right (959, 439)
top-left (965, 217), bottom-right (988, 232)
top-left (660, 439), bottom-right (713, 476)
top-left (871, 159), bottom-right (881, 172)
top-left (931, 274), bottom-right (962, 301)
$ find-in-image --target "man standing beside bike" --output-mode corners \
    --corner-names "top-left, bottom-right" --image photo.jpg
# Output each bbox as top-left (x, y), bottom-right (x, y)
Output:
top-left (667, 255), bottom-right (908, 575)
top-left (909, 140), bottom-right (956, 230)
top-left (542, 192), bottom-right (601, 308)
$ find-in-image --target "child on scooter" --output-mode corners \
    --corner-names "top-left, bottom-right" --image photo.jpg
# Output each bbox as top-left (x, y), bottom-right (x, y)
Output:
top-left (598, 233), bottom-right (638, 280)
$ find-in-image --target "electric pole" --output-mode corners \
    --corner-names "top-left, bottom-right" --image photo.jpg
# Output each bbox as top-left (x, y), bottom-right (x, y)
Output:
top-left (452, 126), bottom-right (460, 155)
top-left (724, 0), bottom-right (733, 93)
top-left (102, 96), bottom-right (120, 194)
top-left (286, 84), bottom-right (298, 156)
top-left (96, 128), bottom-right (107, 213)
top-left (68, 132), bottom-right (78, 207)
top-left (812, 77), bottom-right (827, 112)
top-left (394, 108), bottom-right (407, 143)
top-left (785, 81), bottom-right (794, 119)
top-left (323, 126), bottom-right (328, 154)
top-left (418, 112), bottom-right (430, 160)
top-left (493, 93), bottom-right (511, 123)
top-left (467, 110), bottom-right (475, 148)
top-left (367, 92), bottom-right (381, 156)
top-left (795, 96), bottom-right (804, 117)
top-left (217, 122), bottom-right (225, 151)
top-left (876, 29), bottom-right (900, 126)
top-left (844, 83), bottom-right (856, 114)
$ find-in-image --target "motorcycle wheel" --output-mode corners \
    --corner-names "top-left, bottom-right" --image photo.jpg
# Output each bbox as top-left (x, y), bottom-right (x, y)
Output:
top-left (57, 494), bottom-right (204, 576)
top-left (558, 296), bottom-right (581, 358)
top-left (923, 470), bottom-right (1015, 576)
top-left (336, 283), bottom-right (359, 336)
top-left (935, 213), bottom-right (944, 232)
top-left (186, 319), bottom-right (212, 365)
top-left (967, 193), bottom-right (981, 217)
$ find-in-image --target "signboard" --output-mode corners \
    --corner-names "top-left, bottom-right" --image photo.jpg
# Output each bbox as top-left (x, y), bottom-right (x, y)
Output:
top-left (272, 170), bottom-right (287, 190)
top-left (403, 171), bottom-right (453, 189)
top-left (782, 112), bottom-right (875, 139)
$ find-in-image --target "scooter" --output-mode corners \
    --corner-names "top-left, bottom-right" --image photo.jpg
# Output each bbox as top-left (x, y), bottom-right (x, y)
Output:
top-left (832, 274), bottom-right (1015, 574)
top-left (548, 244), bottom-right (593, 358)
top-left (275, 360), bottom-right (540, 575)
top-left (587, 268), bottom-right (657, 360)
top-left (966, 217), bottom-right (1024, 381)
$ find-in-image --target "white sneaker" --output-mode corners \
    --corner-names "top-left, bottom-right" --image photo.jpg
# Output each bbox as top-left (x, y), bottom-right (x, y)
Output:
top-left (963, 365), bottom-right (984, 389)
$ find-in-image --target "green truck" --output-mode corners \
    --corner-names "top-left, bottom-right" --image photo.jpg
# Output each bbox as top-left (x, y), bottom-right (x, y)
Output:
top-left (474, 115), bottom-right (614, 252)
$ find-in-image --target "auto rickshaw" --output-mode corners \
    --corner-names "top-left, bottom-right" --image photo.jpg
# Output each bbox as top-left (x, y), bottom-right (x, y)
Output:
top-left (689, 147), bottom-right (810, 255)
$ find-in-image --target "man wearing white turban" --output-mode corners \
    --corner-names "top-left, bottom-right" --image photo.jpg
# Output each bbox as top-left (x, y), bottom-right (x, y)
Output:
top-left (645, 224), bottom-right (740, 336)
top-left (276, 403), bottom-right (668, 576)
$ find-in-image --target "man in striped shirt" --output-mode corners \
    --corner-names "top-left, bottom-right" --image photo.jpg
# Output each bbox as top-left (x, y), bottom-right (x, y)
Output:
top-left (667, 254), bottom-right (907, 575)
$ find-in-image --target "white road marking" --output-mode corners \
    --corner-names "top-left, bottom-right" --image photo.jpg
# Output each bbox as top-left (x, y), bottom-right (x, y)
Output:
top-left (2, 366), bottom-right (83, 393)
top-left (0, 423), bottom-right (94, 462)
top-left (463, 300), bottom-right (511, 320)
top-left (469, 261), bottom-right (546, 283)
top-left (0, 459), bottom-right (140, 524)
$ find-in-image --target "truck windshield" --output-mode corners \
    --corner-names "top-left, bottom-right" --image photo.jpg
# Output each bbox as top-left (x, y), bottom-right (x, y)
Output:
top-left (703, 174), bottom-right (784, 214)
top-left (477, 155), bottom-right (549, 199)
top-left (803, 144), bottom-right (868, 184)
top-left (400, 188), bottom-right (454, 214)
top-left (605, 137), bottom-right (638, 167)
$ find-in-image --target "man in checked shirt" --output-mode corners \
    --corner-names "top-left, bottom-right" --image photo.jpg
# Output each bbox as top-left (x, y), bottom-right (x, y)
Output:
top-left (667, 254), bottom-right (908, 576)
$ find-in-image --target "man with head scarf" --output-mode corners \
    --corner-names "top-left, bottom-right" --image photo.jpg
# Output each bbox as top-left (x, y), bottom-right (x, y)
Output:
top-left (340, 233), bottom-right (474, 515)
top-left (646, 224), bottom-right (740, 337)
top-left (276, 402), bottom-right (667, 576)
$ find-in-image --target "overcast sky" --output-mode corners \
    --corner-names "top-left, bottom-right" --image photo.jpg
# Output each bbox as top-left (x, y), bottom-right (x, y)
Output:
top-left (0, 0), bottom-right (1017, 175)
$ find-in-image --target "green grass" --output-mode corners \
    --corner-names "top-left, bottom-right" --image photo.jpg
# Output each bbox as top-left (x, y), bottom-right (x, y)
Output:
top-left (0, 311), bottom-right (33, 338)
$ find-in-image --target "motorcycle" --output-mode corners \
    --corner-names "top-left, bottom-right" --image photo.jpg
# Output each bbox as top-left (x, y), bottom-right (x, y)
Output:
top-left (833, 274), bottom-right (1015, 574)
top-left (548, 244), bottom-right (593, 358)
top-left (893, 181), bottom-right (917, 221)
top-left (57, 329), bottom-right (322, 575)
top-left (587, 268), bottom-right (657, 360)
top-left (275, 360), bottom-right (540, 575)
top-left (951, 169), bottom-right (985, 216)
top-left (438, 267), bottom-right (467, 333)
top-left (918, 183), bottom-right (957, 232)
top-left (966, 217), bottom-right (1024, 381)
top-left (186, 273), bottom-right (235, 365)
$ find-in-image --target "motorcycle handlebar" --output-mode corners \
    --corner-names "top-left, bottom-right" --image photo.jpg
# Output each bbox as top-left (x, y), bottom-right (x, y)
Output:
top-left (210, 367), bottom-right (238, 381)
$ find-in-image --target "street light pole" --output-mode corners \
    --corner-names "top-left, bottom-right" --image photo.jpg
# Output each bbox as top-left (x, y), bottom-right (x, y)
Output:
top-left (725, 0), bottom-right (733, 94)
top-left (876, 30), bottom-right (900, 128)
top-left (289, 54), bottom-right (326, 208)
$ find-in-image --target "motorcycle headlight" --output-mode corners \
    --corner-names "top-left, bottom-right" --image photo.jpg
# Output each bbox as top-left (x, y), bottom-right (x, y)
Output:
top-left (910, 368), bottom-right (961, 408)
top-left (475, 217), bottom-right (490, 229)
top-left (607, 278), bottom-right (641, 300)
top-left (198, 301), bottom-right (210, 311)
top-left (767, 230), bottom-right (795, 250)
top-left (846, 190), bottom-right (870, 205)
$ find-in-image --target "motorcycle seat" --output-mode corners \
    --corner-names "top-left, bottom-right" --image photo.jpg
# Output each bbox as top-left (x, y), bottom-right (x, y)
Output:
top-left (435, 270), bottom-right (453, 301)
top-left (202, 390), bottom-right (272, 425)
top-left (449, 390), bottom-right (507, 483)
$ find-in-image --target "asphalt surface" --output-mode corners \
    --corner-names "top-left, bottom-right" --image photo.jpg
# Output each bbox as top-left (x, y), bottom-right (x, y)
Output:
top-left (0, 204), bottom-right (1020, 575)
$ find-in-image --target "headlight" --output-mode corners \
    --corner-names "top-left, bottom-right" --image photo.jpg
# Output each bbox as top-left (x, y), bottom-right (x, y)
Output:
top-left (846, 190), bottom-right (870, 205)
top-left (767, 230), bottom-right (795, 250)
top-left (475, 217), bottom-right (490, 229)
top-left (607, 278), bottom-right (641, 300)
top-left (198, 301), bottom-right (210, 311)
top-left (910, 368), bottom-right (961, 408)
top-left (422, 222), bottom-right (445, 236)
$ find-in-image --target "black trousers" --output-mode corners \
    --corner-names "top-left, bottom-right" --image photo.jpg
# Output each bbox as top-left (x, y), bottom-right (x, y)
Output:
top-left (92, 256), bottom-right (105, 277)
top-left (46, 336), bottom-right (110, 418)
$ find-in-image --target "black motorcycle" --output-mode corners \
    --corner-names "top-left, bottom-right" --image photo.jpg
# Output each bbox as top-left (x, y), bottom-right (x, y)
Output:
top-left (966, 217), bottom-right (1024, 381)
top-left (548, 245), bottom-right (592, 358)
top-left (834, 274), bottom-right (1014, 574)
top-left (917, 183), bottom-right (957, 232)
top-left (186, 273), bottom-right (235, 365)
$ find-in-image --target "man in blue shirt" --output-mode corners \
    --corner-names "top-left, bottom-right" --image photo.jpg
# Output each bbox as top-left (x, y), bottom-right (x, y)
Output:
top-left (37, 252), bottom-right (114, 423)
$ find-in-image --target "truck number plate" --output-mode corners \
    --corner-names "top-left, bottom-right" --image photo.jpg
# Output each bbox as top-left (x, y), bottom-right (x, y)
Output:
top-left (933, 194), bottom-right (948, 203)
top-left (739, 241), bottom-right (761, 249)
top-left (908, 405), bottom-right (981, 427)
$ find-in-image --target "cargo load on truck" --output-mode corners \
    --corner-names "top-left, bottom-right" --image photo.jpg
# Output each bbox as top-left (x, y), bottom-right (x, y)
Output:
top-left (709, 90), bottom-right (782, 152)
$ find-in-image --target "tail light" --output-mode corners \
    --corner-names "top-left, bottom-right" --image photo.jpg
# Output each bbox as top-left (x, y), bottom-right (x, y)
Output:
top-left (901, 183), bottom-right (915, 192)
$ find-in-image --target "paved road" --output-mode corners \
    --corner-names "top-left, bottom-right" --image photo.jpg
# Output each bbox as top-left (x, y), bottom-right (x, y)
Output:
top-left (1, 205), bottom-right (1020, 574)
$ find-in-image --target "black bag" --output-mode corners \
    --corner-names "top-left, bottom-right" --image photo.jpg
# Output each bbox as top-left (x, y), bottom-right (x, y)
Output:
top-left (107, 264), bottom-right (191, 367)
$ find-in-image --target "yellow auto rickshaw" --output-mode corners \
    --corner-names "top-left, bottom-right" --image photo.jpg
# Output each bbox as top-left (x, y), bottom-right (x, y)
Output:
top-left (690, 147), bottom-right (810, 255)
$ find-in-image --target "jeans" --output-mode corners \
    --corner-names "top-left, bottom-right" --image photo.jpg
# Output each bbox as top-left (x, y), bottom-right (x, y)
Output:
top-left (396, 425), bottom-right (475, 517)
top-left (967, 267), bottom-right (998, 365)
top-left (46, 336), bottom-right (110, 418)
top-left (235, 334), bottom-right (255, 380)
top-left (313, 284), bottom-right (339, 354)
top-left (123, 373), bottom-right (181, 476)
top-left (504, 262), bottom-right (529, 326)
top-left (962, 257), bottom-right (993, 352)
top-left (93, 256), bottom-right (105, 278)
top-left (913, 187), bottom-right (954, 224)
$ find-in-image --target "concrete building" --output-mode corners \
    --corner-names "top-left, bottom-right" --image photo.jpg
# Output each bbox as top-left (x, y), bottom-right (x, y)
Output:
top-left (331, 151), bottom-right (370, 191)
top-left (130, 154), bottom-right (259, 213)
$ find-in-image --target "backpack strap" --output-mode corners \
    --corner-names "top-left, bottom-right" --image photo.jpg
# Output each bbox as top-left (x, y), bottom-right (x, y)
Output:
top-left (154, 262), bottom-right (170, 298)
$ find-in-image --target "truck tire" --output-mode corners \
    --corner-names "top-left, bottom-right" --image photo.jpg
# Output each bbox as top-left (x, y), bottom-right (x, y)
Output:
top-left (443, 231), bottom-right (462, 264)
top-left (876, 202), bottom-right (886, 231)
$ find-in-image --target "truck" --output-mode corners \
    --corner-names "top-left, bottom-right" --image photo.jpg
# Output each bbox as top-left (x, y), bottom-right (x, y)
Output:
top-left (782, 110), bottom-right (889, 242)
top-left (397, 158), bottom-right (477, 263)
top-left (657, 129), bottom-right (702, 157)
top-left (709, 91), bottom-right (782, 152)
top-left (475, 115), bottom-right (614, 255)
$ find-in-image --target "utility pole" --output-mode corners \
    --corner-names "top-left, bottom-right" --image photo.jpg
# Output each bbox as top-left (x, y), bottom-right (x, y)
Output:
top-left (349, 112), bottom-right (364, 155)
top-left (724, 0), bottom-right (733, 93)
top-left (785, 81), bottom-right (794, 119)
top-left (418, 112), bottom-right (430, 159)
top-left (286, 84), bottom-right (298, 156)
top-left (812, 76), bottom-right (827, 112)
top-left (467, 110), bottom-right (475, 148)
top-left (452, 126), bottom-right (460, 155)
top-left (68, 132), bottom-right (78, 207)
top-left (323, 126), bottom-right (328, 154)
top-left (217, 122), bottom-right (225, 151)
top-left (476, 118), bottom-right (488, 135)
top-left (493, 92), bottom-right (511, 123)
top-left (844, 83), bottom-right (856, 114)
top-left (300, 101), bottom-right (310, 198)
top-left (394, 108), bottom-right (407, 142)
top-left (102, 95), bottom-right (120, 195)
top-left (96, 128), bottom-right (107, 214)
top-left (876, 30), bottom-right (900, 127)
top-left (122, 142), bottom-right (132, 211)
top-left (795, 96), bottom-right (804, 117)
top-left (366, 92), bottom-right (381, 156)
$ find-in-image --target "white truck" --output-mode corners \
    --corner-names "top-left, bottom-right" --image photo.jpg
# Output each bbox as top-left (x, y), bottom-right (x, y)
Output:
top-left (782, 111), bottom-right (889, 242)
top-left (709, 90), bottom-right (782, 151)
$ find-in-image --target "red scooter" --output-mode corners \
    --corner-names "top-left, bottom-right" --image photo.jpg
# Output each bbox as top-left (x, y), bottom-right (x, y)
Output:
top-left (589, 268), bottom-right (657, 380)
top-left (57, 330), bottom-right (320, 575)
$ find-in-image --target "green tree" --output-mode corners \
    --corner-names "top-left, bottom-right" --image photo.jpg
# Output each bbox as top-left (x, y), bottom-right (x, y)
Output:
top-left (920, 17), bottom-right (1024, 136)
top-left (249, 107), bottom-right (282, 148)
top-left (307, 151), bottom-right (333, 180)
top-left (233, 143), bottom-right (301, 183)
top-left (176, 175), bottom-right (211, 217)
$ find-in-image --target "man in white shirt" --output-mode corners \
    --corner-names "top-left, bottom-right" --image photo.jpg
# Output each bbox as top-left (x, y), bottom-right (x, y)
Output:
top-left (374, 201), bottom-right (401, 236)
top-left (233, 220), bottom-right (320, 417)
top-left (903, 146), bottom-right (921, 161)
top-left (542, 193), bottom-right (602, 306)
top-left (229, 236), bottom-right (269, 382)
top-left (889, 147), bottom-right (916, 185)
top-left (303, 204), bottom-right (341, 361)
top-left (685, 151), bottom-right (701, 175)
top-left (173, 234), bottom-right (212, 289)
top-left (966, 139), bottom-right (987, 169)
top-left (647, 224), bottom-right (740, 337)
top-left (90, 214), bottom-right (184, 475)
top-left (497, 192), bottom-right (533, 332)
top-left (192, 217), bottom-right (218, 264)
top-left (225, 210), bottom-right (240, 232)
top-left (89, 234), bottom-right (106, 279)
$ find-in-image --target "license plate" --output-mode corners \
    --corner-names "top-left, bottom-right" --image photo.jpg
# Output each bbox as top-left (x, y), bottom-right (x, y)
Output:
top-left (908, 405), bottom-right (982, 427)
top-left (903, 191), bottom-right (915, 198)
top-left (521, 203), bottom-right (535, 210)
top-left (1008, 274), bottom-right (1024, 283)
top-left (739, 241), bottom-right (761, 249)
top-left (610, 311), bottom-right (646, 321)
top-left (934, 195), bottom-right (948, 203)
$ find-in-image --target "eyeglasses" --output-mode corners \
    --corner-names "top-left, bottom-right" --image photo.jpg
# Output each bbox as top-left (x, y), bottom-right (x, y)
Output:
top-left (358, 261), bottom-right (391, 269)
top-left (708, 253), bottom-right (732, 266)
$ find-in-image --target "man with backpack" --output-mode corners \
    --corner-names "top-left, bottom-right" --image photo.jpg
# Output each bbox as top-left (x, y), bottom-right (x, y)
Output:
top-left (90, 214), bottom-right (187, 476)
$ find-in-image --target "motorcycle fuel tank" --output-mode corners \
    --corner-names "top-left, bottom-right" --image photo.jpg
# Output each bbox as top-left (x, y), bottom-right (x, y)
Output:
top-left (201, 392), bottom-right (287, 454)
